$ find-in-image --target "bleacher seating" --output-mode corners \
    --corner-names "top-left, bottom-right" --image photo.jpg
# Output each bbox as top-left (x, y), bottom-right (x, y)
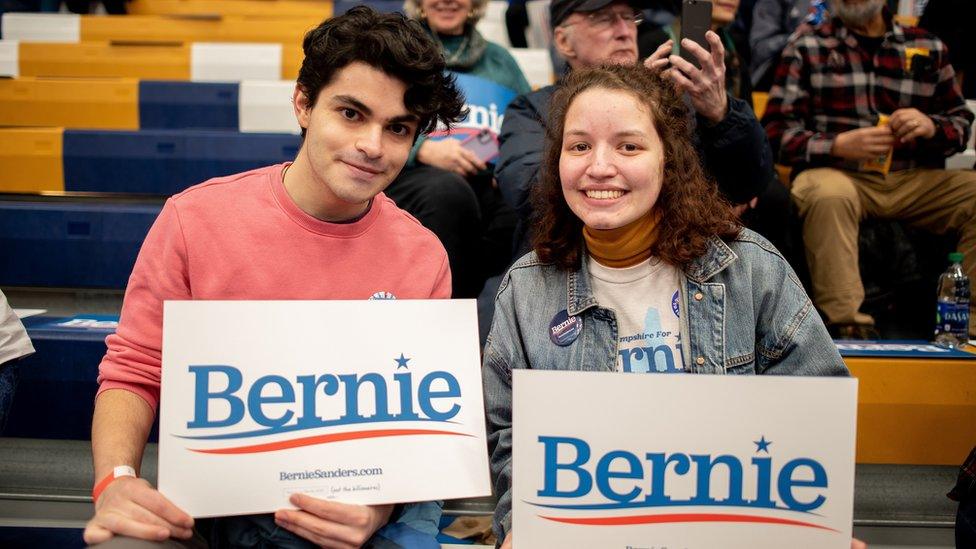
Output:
top-left (0, 199), bottom-right (159, 288)
top-left (0, 128), bottom-right (300, 194)
top-left (333, 0), bottom-right (404, 15)
top-left (64, 129), bottom-right (299, 194)
top-left (2, 40), bottom-right (304, 80)
top-left (13, 41), bottom-right (192, 79)
top-left (0, 77), bottom-right (140, 129)
top-left (1, 12), bottom-right (321, 44)
top-left (4, 316), bottom-right (123, 441)
top-left (139, 80), bottom-right (238, 130)
top-left (0, 78), bottom-right (299, 133)
top-left (0, 128), bottom-right (63, 193)
top-left (126, 0), bottom-right (333, 18)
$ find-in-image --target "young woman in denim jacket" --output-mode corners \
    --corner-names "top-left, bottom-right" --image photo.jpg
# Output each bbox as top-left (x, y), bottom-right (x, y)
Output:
top-left (482, 64), bottom-right (851, 548)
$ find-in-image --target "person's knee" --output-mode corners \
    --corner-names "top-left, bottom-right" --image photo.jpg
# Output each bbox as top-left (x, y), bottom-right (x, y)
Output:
top-left (791, 168), bottom-right (860, 216)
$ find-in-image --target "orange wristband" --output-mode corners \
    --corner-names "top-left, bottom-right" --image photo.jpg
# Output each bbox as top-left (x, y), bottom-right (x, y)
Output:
top-left (92, 465), bottom-right (136, 503)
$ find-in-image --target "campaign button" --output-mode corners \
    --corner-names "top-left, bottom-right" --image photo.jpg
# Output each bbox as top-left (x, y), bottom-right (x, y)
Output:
top-left (549, 309), bottom-right (582, 346)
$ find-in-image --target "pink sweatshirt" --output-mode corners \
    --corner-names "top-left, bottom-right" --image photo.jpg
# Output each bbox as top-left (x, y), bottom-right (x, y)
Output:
top-left (97, 163), bottom-right (451, 411)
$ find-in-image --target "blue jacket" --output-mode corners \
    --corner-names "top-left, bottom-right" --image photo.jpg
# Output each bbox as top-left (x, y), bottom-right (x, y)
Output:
top-left (481, 229), bottom-right (848, 541)
top-left (495, 85), bottom-right (774, 254)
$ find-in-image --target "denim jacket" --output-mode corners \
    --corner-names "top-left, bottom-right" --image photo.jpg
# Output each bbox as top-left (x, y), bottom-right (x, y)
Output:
top-left (481, 229), bottom-right (848, 541)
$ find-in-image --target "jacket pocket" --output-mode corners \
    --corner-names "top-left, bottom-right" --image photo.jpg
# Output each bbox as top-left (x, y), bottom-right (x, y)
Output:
top-left (725, 352), bottom-right (756, 375)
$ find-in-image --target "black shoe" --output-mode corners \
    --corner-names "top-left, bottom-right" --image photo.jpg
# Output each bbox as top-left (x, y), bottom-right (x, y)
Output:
top-left (829, 323), bottom-right (880, 340)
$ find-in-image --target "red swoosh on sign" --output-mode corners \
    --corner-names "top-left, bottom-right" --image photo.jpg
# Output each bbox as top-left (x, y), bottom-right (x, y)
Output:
top-left (188, 429), bottom-right (472, 455)
top-left (539, 513), bottom-right (839, 532)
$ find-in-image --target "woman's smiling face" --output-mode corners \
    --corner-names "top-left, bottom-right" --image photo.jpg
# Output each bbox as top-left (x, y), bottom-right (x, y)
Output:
top-left (559, 87), bottom-right (665, 230)
top-left (422, 0), bottom-right (472, 35)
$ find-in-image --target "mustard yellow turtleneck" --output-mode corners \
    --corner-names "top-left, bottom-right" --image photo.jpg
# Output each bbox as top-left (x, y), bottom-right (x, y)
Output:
top-left (583, 211), bottom-right (660, 268)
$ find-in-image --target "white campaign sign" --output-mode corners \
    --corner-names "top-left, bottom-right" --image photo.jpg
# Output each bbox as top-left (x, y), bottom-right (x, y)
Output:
top-left (513, 370), bottom-right (857, 549)
top-left (159, 300), bottom-right (491, 518)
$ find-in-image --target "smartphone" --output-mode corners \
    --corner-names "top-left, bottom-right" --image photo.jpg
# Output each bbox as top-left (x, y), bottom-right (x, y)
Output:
top-left (460, 128), bottom-right (499, 163)
top-left (680, 0), bottom-right (712, 69)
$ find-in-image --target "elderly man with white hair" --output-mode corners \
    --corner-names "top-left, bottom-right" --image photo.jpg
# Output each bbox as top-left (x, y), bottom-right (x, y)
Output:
top-left (762, 0), bottom-right (976, 340)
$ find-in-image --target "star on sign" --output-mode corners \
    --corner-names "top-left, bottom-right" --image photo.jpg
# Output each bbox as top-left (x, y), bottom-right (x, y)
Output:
top-left (394, 354), bottom-right (410, 369)
top-left (754, 435), bottom-right (772, 453)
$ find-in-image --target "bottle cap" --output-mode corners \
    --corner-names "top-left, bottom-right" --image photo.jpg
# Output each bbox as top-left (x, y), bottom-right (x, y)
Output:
top-left (949, 252), bottom-right (964, 263)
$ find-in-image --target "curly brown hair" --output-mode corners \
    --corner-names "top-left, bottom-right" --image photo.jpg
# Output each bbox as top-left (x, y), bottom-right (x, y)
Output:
top-left (532, 64), bottom-right (741, 270)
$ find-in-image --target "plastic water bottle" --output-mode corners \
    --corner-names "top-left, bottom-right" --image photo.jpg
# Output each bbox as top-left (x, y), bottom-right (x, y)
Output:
top-left (934, 252), bottom-right (970, 348)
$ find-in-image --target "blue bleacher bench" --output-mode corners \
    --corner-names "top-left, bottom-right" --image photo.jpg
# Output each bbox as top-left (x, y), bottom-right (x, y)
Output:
top-left (63, 129), bottom-right (300, 194)
top-left (139, 80), bottom-right (239, 131)
top-left (0, 200), bottom-right (161, 288)
top-left (5, 316), bottom-right (119, 441)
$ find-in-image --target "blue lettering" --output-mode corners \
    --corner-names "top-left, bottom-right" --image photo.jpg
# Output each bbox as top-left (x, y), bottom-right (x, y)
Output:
top-left (619, 349), bottom-right (635, 372)
top-left (186, 364), bottom-right (463, 430)
top-left (247, 375), bottom-right (295, 427)
top-left (532, 442), bottom-right (829, 514)
top-left (647, 345), bottom-right (677, 372)
top-left (393, 372), bottom-right (420, 420)
top-left (418, 371), bottom-right (461, 421)
top-left (750, 456), bottom-right (775, 507)
top-left (339, 373), bottom-right (392, 421)
top-left (295, 374), bottom-right (339, 425)
top-left (596, 450), bottom-right (643, 502)
top-left (690, 454), bottom-right (745, 504)
top-left (538, 436), bottom-right (592, 498)
top-left (187, 365), bottom-right (245, 428)
top-left (777, 458), bottom-right (828, 512)
top-left (644, 452), bottom-right (691, 504)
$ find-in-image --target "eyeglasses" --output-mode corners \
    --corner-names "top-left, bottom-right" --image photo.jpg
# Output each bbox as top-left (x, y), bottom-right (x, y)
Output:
top-left (560, 9), bottom-right (644, 31)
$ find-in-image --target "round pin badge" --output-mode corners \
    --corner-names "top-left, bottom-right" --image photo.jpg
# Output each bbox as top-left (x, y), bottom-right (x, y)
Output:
top-left (549, 309), bottom-right (582, 346)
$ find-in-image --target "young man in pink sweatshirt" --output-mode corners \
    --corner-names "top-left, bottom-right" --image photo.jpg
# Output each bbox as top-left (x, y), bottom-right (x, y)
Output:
top-left (83, 7), bottom-right (466, 548)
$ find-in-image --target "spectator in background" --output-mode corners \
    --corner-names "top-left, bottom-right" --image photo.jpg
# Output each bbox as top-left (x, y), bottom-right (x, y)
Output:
top-left (0, 290), bottom-right (34, 435)
top-left (641, 0), bottom-right (753, 105)
top-left (750, 0), bottom-right (825, 91)
top-left (919, 0), bottom-right (975, 99)
top-left (389, 0), bottom-right (532, 298)
top-left (762, 0), bottom-right (976, 339)
top-left (497, 0), bottom-right (774, 256)
top-left (619, 0), bottom-right (797, 258)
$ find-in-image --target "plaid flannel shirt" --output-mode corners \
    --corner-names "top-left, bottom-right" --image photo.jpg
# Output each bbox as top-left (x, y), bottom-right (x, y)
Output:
top-left (762, 11), bottom-right (974, 173)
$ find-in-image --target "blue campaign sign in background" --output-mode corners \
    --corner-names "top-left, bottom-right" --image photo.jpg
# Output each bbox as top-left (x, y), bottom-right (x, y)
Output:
top-left (425, 72), bottom-right (518, 162)
top-left (835, 339), bottom-right (976, 359)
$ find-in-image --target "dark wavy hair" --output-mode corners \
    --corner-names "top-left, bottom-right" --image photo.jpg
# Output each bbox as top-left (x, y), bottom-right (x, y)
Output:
top-left (533, 64), bottom-right (740, 270)
top-left (296, 6), bottom-right (466, 138)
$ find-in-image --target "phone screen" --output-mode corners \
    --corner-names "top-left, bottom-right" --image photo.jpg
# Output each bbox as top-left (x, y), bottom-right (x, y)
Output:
top-left (680, 0), bottom-right (712, 69)
top-left (460, 129), bottom-right (499, 163)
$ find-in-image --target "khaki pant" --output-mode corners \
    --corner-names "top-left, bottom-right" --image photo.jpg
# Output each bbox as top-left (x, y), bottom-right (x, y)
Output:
top-left (791, 167), bottom-right (976, 335)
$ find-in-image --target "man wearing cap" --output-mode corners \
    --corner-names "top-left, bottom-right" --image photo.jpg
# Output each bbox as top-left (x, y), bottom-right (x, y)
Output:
top-left (495, 0), bottom-right (774, 255)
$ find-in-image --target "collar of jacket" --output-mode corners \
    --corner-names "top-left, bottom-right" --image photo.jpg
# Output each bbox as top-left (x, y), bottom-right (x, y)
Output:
top-left (563, 234), bottom-right (738, 316)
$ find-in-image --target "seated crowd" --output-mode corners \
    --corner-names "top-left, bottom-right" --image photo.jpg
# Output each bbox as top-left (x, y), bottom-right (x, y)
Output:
top-left (0, 0), bottom-right (974, 547)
